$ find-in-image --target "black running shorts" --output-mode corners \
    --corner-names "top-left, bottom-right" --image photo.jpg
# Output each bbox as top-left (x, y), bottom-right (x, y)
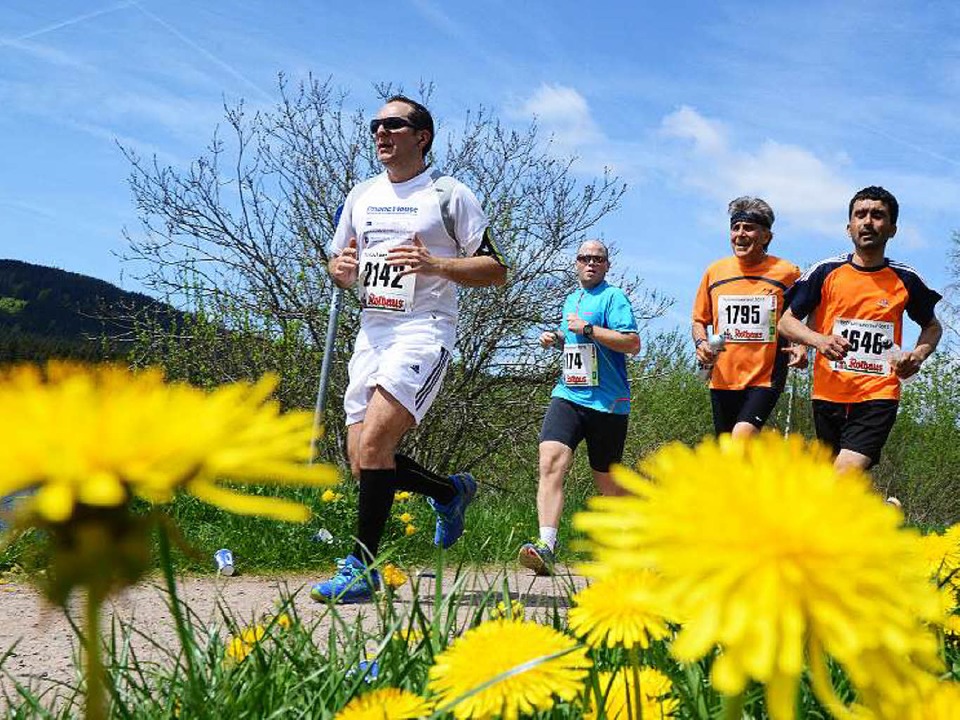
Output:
top-left (538, 397), bottom-right (628, 472)
top-left (812, 399), bottom-right (898, 467)
top-left (709, 387), bottom-right (782, 435)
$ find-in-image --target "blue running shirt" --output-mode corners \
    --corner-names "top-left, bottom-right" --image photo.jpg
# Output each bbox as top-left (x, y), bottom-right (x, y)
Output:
top-left (551, 281), bottom-right (638, 415)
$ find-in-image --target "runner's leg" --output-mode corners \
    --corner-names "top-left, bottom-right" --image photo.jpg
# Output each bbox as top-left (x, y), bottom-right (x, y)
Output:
top-left (394, 454), bottom-right (456, 504)
top-left (351, 387), bottom-right (414, 563)
top-left (834, 449), bottom-right (872, 473)
top-left (731, 422), bottom-right (760, 439)
top-left (537, 441), bottom-right (575, 530)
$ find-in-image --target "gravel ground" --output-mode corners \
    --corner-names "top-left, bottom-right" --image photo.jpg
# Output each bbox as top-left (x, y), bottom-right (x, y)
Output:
top-left (0, 564), bottom-right (586, 711)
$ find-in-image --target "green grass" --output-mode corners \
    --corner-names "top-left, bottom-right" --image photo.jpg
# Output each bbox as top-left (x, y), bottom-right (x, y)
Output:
top-left (0, 457), bottom-right (606, 579)
top-left (5, 551), bottom-right (954, 719)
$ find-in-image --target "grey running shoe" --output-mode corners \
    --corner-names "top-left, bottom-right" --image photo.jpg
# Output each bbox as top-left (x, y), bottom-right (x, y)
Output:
top-left (518, 539), bottom-right (556, 576)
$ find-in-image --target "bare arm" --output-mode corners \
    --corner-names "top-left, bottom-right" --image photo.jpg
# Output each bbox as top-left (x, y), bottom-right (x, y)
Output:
top-left (387, 237), bottom-right (507, 287)
top-left (896, 314), bottom-right (943, 378)
top-left (691, 320), bottom-right (717, 364)
top-left (540, 329), bottom-right (563, 349)
top-left (592, 327), bottom-right (641, 354)
top-left (778, 308), bottom-right (851, 361)
top-left (568, 313), bottom-right (640, 354)
top-left (327, 237), bottom-right (358, 289)
top-left (432, 254), bottom-right (508, 287)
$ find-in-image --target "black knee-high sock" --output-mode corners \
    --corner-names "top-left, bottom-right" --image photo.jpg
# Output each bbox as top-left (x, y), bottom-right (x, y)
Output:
top-left (394, 454), bottom-right (456, 505)
top-left (353, 468), bottom-right (396, 564)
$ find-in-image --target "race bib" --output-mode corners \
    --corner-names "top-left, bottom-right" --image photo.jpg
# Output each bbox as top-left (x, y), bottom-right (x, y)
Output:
top-left (563, 343), bottom-right (598, 387)
top-left (716, 294), bottom-right (777, 343)
top-left (359, 246), bottom-right (416, 313)
top-left (830, 317), bottom-right (895, 376)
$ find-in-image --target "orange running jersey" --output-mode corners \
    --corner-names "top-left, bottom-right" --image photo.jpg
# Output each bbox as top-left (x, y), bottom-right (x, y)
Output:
top-left (784, 254), bottom-right (941, 403)
top-left (692, 255), bottom-right (801, 390)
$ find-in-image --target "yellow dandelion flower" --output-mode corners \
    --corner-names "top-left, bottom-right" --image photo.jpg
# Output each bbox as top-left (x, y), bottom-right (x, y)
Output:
top-left (0, 362), bottom-right (339, 609)
top-left (0, 363), bottom-right (338, 525)
top-left (404, 524), bottom-right (417, 536)
top-left (322, 489), bottom-right (344, 503)
top-left (240, 624), bottom-right (266, 644)
top-left (382, 563), bottom-right (408, 589)
top-left (398, 512), bottom-right (414, 524)
top-left (585, 667), bottom-right (678, 720)
top-left (274, 613), bottom-right (292, 630)
top-left (428, 619), bottom-right (591, 720)
top-left (224, 618), bottom-right (270, 664)
top-left (489, 599), bottom-right (525, 621)
top-left (916, 524), bottom-right (960, 588)
top-left (568, 569), bottom-right (670, 649)
top-left (935, 584), bottom-right (958, 620)
top-left (395, 491), bottom-right (413, 502)
top-left (574, 433), bottom-right (941, 720)
top-left (393, 627), bottom-right (424, 646)
top-left (224, 623), bottom-right (268, 665)
top-left (224, 635), bottom-right (252, 664)
top-left (334, 687), bottom-right (433, 720)
top-left (943, 614), bottom-right (960, 637)
top-left (902, 681), bottom-right (960, 720)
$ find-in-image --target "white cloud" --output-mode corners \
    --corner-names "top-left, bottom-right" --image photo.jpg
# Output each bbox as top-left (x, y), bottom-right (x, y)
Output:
top-left (516, 83), bottom-right (603, 150)
top-left (659, 105), bottom-right (850, 236)
top-left (660, 105), bottom-right (726, 156)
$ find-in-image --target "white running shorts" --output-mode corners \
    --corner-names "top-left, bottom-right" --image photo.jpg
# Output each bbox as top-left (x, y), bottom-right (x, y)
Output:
top-left (344, 342), bottom-right (452, 425)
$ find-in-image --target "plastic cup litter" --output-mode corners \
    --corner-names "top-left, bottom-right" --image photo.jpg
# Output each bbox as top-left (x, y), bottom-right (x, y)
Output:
top-left (214, 548), bottom-right (235, 576)
top-left (311, 528), bottom-right (334, 543)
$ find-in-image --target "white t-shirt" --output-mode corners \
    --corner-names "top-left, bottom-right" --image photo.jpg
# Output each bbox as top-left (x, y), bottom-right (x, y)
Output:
top-left (331, 167), bottom-right (490, 349)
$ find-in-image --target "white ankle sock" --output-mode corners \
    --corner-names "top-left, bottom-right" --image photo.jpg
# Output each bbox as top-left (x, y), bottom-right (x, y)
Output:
top-left (539, 527), bottom-right (558, 551)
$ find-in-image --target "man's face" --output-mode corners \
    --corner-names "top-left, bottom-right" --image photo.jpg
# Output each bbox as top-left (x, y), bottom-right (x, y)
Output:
top-left (575, 242), bottom-right (609, 288)
top-left (729, 221), bottom-right (771, 264)
top-left (372, 101), bottom-right (429, 168)
top-left (847, 199), bottom-right (897, 254)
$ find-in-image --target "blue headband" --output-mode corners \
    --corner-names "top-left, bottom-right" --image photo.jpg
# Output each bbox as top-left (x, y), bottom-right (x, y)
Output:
top-left (730, 210), bottom-right (771, 229)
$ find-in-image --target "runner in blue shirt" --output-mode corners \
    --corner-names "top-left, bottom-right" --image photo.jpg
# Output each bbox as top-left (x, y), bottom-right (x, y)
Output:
top-left (518, 239), bottom-right (640, 575)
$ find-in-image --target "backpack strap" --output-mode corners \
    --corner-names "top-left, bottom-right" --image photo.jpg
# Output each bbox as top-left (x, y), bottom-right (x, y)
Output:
top-left (430, 168), bottom-right (462, 253)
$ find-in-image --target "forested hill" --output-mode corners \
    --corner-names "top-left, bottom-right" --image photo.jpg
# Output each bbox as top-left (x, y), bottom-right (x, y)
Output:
top-left (0, 259), bottom-right (179, 363)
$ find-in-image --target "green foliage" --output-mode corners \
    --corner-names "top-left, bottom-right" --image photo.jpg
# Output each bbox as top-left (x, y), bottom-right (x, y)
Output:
top-left (2, 551), bottom-right (957, 719)
top-left (0, 259), bottom-right (185, 365)
top-left (872, 353), bottom-right (960, 526)
top-left (0, 297), bottom-right (26, 315)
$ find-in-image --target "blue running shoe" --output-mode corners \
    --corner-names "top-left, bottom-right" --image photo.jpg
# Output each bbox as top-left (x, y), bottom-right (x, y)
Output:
top-left (309, 555), bottom-right (380, 604)
top-left (428, 472), bottom-right (477, 549)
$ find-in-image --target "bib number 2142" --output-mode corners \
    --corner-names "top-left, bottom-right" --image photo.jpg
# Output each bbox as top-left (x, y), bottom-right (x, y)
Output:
top-left (359, 246), bottom-right (416, 313)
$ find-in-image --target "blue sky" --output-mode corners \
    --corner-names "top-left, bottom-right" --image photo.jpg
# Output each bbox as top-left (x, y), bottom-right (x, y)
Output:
top-left (2, 1), bottom-right (959, 338)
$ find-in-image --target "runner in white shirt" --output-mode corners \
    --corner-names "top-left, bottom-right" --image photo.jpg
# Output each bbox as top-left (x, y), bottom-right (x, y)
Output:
top-left (312, 95), bottom-right (508, 604)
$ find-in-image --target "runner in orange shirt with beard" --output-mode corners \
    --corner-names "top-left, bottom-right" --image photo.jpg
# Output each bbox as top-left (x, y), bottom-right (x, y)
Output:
top-left (779, 186), bottom-right (942, 473)
top-left (693, 196), bottom-right (806, 438)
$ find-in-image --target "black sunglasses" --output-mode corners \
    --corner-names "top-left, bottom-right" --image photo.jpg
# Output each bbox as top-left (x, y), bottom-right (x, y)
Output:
top-left (369, 117), bottom-right (417, 134)
top-left (577, 254), bottom-right (608, 265)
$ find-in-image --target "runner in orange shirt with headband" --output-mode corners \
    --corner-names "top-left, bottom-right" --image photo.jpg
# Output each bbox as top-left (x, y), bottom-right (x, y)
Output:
top-left (692, 196), bottom-right (806, 438)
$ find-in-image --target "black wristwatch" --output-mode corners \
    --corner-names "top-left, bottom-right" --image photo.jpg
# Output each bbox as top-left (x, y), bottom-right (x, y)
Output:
top-left (583, 323), bottom-right (594, 338)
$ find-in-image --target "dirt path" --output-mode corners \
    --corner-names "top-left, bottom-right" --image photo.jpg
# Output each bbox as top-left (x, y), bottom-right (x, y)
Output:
top-left (0, 565), bottom-right (586, 709)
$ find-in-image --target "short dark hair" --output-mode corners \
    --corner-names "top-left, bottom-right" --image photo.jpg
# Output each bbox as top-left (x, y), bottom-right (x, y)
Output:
top-left (849, 186), bottom-right (899, 225)
top-left (386, 94), bottom-right (434, 158)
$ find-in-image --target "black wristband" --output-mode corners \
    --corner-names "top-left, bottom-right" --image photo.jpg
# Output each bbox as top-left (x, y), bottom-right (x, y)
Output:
top-left (583, 323), bottom-right (594, 338)
top-left (694, 337), bottom-right (705, 348)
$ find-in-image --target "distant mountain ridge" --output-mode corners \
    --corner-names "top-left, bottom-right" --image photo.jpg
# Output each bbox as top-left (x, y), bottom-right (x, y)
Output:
top-left (0, 259), bottom-right (180, 363)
